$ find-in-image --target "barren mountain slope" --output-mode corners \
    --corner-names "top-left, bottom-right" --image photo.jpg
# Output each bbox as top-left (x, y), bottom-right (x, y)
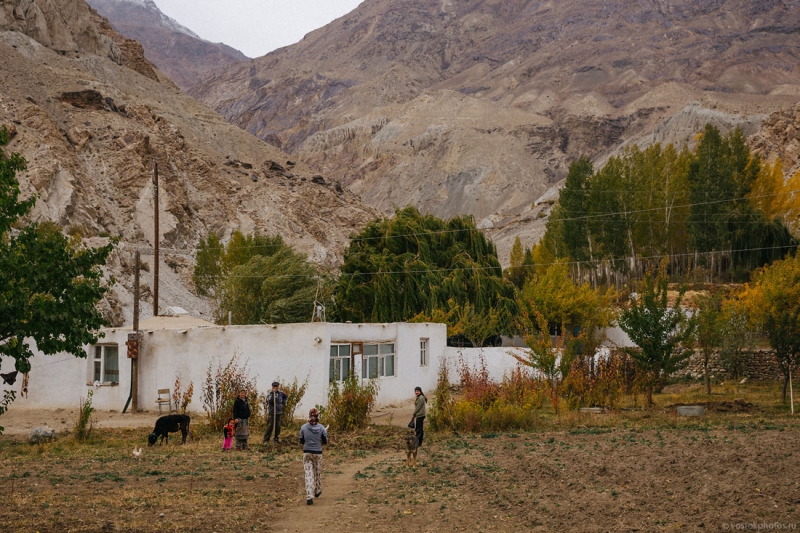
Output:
top-left (0, 1), bottom-right (379, 325)
top-left (190, 0), bottom-right (800, 260)
top-left (86, 0), bottom-right (247, 90)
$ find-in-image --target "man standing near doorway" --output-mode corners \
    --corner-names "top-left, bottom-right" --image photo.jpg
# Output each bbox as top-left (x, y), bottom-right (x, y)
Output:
top-left (263, 381), bottom-right (288, 444)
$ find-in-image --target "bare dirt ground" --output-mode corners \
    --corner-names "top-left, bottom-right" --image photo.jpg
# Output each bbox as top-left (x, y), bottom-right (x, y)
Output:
top-left (1, 413), bottom-right (799, 532)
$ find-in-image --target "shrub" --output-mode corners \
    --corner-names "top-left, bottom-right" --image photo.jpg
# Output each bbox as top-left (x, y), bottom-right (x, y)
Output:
top-left (0, 389), bottom-right (16, 436)
top-left (74, 390), bottom-right (94, 441)
top-left (428, 357), bottom-right (456, 431)
top-left (433, 352), bottom-right (545, 433)
top-left (201, 352), bottom-right (260, 431)
top-left (326, 372), bottom-right (379, 431)
top-left (172, 374), bottom-right (195, 414)
top-left (457, 351), bottom-right (499, 408)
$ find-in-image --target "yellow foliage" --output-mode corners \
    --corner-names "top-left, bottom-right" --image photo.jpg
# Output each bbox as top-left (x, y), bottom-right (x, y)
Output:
top-left (748, 157), bottom-right (800, 236)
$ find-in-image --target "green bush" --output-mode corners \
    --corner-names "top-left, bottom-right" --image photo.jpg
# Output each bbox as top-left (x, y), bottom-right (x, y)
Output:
top-left (74, 390), bottom-right (94, 441)
top-left (325, 373), bottom-right (379, 431)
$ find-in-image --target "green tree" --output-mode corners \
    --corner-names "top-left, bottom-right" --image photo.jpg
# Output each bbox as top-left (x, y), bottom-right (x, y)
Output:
top-left (0, 125), bottom-right (113, 376)
top-left (219, 247), bottom-right (321, 324)
top-left (193, 232), bottom-right (222, 297)
top-left (193, 230), bottom-right (323, 325)
top-left (717, 300), bottom-right (754, 379)
top-left (336, 207), bottom-right (516, 334)
top-left (505, 236), bottom-right (534, 290)
top-left (559, 156), bottom-right (594, 263)
top-left (618, 270), bottom-right (696, 405)
top-left (694, 294), bottom-right (723, 395)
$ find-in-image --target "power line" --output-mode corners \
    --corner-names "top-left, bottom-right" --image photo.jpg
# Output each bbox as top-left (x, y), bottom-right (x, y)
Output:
top-left (115, 190), bottom-right (800, 254)
top-left (188, 243), bottom-right (797, 280)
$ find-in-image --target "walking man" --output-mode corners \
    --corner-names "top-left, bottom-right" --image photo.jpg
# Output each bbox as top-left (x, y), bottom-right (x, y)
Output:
top-left (263, 381), bottom-right (288, 444)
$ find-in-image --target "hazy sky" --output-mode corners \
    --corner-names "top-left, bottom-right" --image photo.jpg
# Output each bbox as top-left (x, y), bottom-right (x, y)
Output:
top-left (151, 0), bottom-right (364, 58)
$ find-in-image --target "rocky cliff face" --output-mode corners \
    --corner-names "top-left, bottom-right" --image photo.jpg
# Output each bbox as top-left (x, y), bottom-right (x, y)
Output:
top-left (0, 1), bottom-right (379, 326)
top-left (0, 0), bottom-right (120, 60)
top-left (86, 0), bottom-right (247, 90)
top-left (187, 0), bottom-right (800, 261)
top-left (750, 102), bottom-right (800, 178)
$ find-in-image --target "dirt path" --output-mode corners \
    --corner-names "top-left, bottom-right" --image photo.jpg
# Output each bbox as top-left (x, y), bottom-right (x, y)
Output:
top-left (267, 450), bottom-right (396, 532)
top-left (0, 407), bottom-right (157, 436)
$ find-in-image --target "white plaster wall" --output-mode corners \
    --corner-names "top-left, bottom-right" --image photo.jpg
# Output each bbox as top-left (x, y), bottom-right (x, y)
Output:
top-left (1, 322), bottom-right (447, 418)
top-left (445, 347), bottom-right (534, 382)
top-left (602, 326), bottom-right (635, 348)
top-left (0, 333), bottom-right (133, 412)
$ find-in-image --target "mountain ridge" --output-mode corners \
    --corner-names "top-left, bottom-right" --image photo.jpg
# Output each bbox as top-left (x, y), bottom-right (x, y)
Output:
top-left (187, 0), bottom-right (800, 259)
top-left (86, 0), bottom-right (248, 90)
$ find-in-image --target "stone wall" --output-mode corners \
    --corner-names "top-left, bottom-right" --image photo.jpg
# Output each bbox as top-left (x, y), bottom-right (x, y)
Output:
top-left (673, 350), bottom-right (800, 381)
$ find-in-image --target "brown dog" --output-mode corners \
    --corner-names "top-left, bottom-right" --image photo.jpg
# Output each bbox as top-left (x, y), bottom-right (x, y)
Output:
top-left (405, 433), bottom-right (419, 468)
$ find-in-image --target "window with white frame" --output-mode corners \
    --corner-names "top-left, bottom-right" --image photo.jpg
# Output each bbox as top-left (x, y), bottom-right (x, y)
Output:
top-left (330, 344), bottom-right (351, 382)
top-left (91, 345), bottom-right (119, 384)
top-left (420, 338), bottom-right (428, 367)
top-left (362, 342), bottom-right (395, 378)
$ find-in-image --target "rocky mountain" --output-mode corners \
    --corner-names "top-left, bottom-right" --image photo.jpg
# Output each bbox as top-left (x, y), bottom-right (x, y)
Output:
top-left (0, 0), bottom-right (379, 326)
top-left (188, 0), bottom-right (800, 261)
top-left (86, 0), bottom-right (247, 90)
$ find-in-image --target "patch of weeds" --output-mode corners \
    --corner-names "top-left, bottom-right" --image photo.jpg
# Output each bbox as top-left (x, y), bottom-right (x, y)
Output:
top-left (481, 432), bottom-right (499, 439)
top-left (569, 427), bottom-right (612, 435)
top-left (92, 472), bottom-right (125, 483)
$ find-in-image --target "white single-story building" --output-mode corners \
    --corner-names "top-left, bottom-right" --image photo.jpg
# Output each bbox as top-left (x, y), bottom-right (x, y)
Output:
top-left (0, 316), bottom-right (446, 417)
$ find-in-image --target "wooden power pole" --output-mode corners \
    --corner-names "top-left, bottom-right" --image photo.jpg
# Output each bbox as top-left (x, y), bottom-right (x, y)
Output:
top-left (132, 251), bottom-right (140, 412)
top-left (152, 159), bottom-right (159, 317)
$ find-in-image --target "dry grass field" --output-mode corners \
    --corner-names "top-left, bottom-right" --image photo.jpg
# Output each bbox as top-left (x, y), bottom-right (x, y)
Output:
top-left (1, 382), bottom-right (799, 532)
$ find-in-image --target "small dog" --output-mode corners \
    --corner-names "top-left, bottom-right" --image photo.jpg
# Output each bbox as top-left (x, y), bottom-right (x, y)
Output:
top-left (148, 414), bottom-right (190, 446)
top-left (405, 433), bottom-right (419, 468)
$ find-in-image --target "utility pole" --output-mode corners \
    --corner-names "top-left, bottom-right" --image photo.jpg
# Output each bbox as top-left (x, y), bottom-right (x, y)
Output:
top-left (152, 159), bottom-right (159, 317)
top-left (132, 251), bottom-right (140, 412)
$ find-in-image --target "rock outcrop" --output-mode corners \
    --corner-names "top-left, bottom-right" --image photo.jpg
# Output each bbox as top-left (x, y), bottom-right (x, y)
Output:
top-left (0, 2), bottom-right (379, 325)
top-left (0, 0), bottom-right (120, 61)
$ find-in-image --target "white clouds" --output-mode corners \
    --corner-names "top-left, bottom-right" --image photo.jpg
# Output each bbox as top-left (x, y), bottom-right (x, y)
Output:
top-left (151, 0), bottom-right (364, 58)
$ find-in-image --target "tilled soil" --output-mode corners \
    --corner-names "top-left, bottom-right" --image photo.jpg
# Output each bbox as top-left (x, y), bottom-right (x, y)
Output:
top-left (1, 423), bottom-right (798, 532)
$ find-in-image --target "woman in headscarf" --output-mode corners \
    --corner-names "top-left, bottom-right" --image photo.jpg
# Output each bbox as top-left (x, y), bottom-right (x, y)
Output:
top-left (412, 386), bottom-right (427, 446)
top-left (232, 389), bottom-right (251, 450)
top-left (299, 408), bottom-right (328, 505)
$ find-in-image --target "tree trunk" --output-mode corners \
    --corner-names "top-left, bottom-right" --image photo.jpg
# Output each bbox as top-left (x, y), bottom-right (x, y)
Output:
top-left (704, 353), bottom-right (711, 395)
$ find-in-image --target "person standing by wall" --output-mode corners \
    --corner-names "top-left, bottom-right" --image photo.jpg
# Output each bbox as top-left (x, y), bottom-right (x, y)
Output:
top-left (412, 386), bottom-right (427, 446)
top-left (263, 381), bottom-right (288, 444)
top-left (299, 408), bottom-right (328, 505)
top-left (233, 389), bottom-right (251, 450)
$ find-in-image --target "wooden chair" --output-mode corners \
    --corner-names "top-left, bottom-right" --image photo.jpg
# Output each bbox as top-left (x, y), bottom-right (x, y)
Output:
top-left (156, 388), bottom-right (173, 413)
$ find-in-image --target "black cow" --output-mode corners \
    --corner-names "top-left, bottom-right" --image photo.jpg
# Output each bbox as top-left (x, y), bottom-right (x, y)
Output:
top-left (148, 414), bottom-right (190, 446)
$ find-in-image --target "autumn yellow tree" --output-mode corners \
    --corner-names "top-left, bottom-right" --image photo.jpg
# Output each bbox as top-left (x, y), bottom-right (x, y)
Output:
top-left (740, 252), bottom-right (800, 408)
top-left (515, 262), bottom-right (615, 376)
top-left (748, 157), bottom-right (800, 237)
